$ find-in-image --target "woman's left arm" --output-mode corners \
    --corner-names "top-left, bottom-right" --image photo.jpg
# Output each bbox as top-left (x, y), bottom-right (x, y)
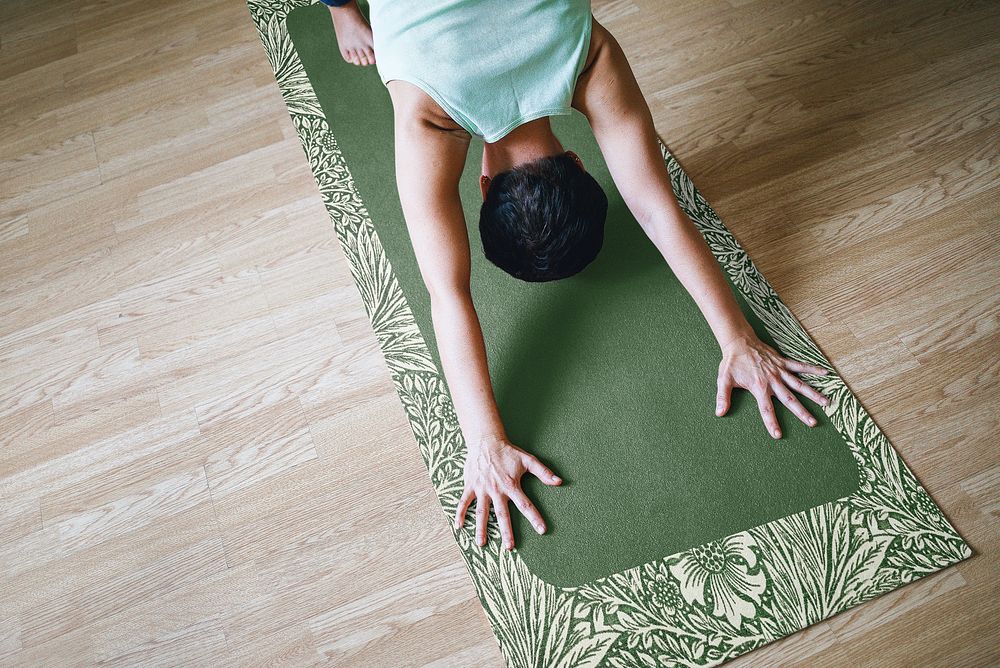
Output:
top-left (574, 17), bottom-right (831, 438)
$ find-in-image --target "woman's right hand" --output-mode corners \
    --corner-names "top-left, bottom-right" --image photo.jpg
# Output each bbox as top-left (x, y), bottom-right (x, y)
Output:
top-left (454, 435), bottom-right (563, 551)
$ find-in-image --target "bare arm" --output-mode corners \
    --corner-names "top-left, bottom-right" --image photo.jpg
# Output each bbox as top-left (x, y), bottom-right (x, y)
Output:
top-left (391, 99), bottom-right (560, 549)
top-left (573, 20), bottom-right (755, 352)
top-left (573, 20), bottom-right (831, 437)
top-left (392, 112), bottom-right (502, 443)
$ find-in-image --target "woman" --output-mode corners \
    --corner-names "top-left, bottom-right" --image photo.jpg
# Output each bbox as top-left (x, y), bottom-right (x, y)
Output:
top-left (322, 0), bottom-right (833, 552)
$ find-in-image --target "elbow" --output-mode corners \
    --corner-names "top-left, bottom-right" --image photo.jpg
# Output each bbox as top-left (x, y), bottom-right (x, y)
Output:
top-left (427, 279), bottom-right (472, 310)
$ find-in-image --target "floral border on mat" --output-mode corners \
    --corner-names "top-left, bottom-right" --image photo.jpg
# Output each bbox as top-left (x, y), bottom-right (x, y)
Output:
top-left (247, 2), bottom-right (972, 665)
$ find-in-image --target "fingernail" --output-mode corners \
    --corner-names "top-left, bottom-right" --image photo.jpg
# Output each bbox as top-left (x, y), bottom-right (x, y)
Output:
top-left (553, 476), bottom-right (562, 484)
top-left (809, 418), bottom-right (817, 426)
top-left (535, 522), bottom-right (545, 534)
top-left (773, 429), bottom-right (781, 438)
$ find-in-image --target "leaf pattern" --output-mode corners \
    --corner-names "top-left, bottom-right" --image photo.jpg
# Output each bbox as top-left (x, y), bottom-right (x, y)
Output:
top-left (247, 2), bottom-right (973, 664)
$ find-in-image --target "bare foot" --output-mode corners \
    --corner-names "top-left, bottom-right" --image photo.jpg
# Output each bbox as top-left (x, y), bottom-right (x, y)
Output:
top-left (327, 1), bottom-right (376, 66)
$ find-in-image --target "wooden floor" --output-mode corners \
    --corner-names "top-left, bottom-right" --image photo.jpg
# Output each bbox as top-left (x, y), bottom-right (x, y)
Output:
top-left (1, 0), bottom-right (997, 664)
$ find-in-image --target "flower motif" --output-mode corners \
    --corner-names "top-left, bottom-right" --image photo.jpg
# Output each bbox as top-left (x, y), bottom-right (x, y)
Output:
top-left (647, 573), bottom-right (685, 616)
top-left (913, 487), bottom-right (938, 519)
top-left (317, 130), bottom-right (339, 152)
top-left (432, 394), bottom-right (459, 428)
top-left (668, 533), bottom-right (766, 629)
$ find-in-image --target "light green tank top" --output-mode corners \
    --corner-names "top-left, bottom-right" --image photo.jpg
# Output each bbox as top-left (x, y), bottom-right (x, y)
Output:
top-left (369, 0), bottom-right (593, 143)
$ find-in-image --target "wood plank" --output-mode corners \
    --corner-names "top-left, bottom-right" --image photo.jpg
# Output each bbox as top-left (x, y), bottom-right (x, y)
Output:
top-left (1, 0), bottom-right (997, 665)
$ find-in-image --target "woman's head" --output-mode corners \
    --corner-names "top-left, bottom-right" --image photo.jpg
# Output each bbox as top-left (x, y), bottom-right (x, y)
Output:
top-left (478, 150), bottom-right (608, 282)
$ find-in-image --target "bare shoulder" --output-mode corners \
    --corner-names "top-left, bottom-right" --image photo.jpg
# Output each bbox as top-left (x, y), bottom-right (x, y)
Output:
top-left (571, 16), bottom-right (645, 130)
top-left (571, 15), bottom-right (613, 113)
top-left (385, 79), bottom-right (471, 138)
top-left (577, 14), bottom-right (609, 82)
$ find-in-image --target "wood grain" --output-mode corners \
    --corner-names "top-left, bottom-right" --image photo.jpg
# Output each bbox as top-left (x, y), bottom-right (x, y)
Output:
top-left (1, 0), bottom-right (997, 664)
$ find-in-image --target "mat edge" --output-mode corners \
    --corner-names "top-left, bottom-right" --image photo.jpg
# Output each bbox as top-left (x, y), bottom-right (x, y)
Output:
top-left (249, 2), bottom-right (974, 665)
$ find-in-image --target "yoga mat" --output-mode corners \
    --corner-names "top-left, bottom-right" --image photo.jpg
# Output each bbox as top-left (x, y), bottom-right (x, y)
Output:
top-left (287, 3), bottom-right (863, 589)
top-left (249, 1), bottom-right (972, 664)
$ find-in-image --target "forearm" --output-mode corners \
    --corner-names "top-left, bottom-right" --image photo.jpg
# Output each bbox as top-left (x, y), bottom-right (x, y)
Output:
top-left (644, 199), bottom-right (756, 352)
top-left (575, 24), bottom-right (757, 353)
top-left (429, 289), bottom-right (507, 446)
top-left (598, 112), bottom-right (755, 352)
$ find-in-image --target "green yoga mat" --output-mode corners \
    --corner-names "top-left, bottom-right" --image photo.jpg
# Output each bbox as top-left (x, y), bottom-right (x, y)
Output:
top-left (250, 1), bottom-right (972, 664)
top-left (287, 3), bottom-right (863, 588)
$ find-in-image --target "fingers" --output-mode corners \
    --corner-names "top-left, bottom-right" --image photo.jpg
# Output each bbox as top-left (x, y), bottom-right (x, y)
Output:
top-left (782, 357), bottom-right (830, 376)
top-left (770, 378), bottom-right (817, 428)
top-left (475, 494), bottom-right (491, 547)
top-left (779, 369), bottom-right (831, 408)
top-left (459, 450), bottom-right (563, 550)
top-left (716, 373), bottom-right (733, 416)
top-left (463, 488), bottom-right (545, 550)
top-left (454, 488), bottom-right (474, 530)
top-left (459, 490), bottom-right (514, 550)
top-left (522, 454), bottom-right (562, 486)
top-left (508, 487), bottom-right (547, 535)
top-left (492, 494), bottom-right (515, 551)
top-left (751, 385), bottom-right (782, 439)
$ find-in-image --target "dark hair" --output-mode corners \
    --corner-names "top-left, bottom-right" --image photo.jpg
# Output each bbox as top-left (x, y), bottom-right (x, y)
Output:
top-left (478, 152), bottom-right (608, 282)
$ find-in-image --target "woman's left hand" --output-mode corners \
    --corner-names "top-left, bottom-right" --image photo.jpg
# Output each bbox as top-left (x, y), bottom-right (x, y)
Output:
top-left (716, 333), bottom-right (832, 439)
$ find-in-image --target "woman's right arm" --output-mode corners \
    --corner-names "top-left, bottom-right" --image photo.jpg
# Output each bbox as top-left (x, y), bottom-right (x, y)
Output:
top-left (392, 106), bottom-right (562, 551)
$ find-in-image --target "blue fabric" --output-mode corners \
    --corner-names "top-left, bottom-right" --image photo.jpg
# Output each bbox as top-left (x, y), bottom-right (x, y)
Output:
top-left (319, 0), bottom-right (353, 6)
